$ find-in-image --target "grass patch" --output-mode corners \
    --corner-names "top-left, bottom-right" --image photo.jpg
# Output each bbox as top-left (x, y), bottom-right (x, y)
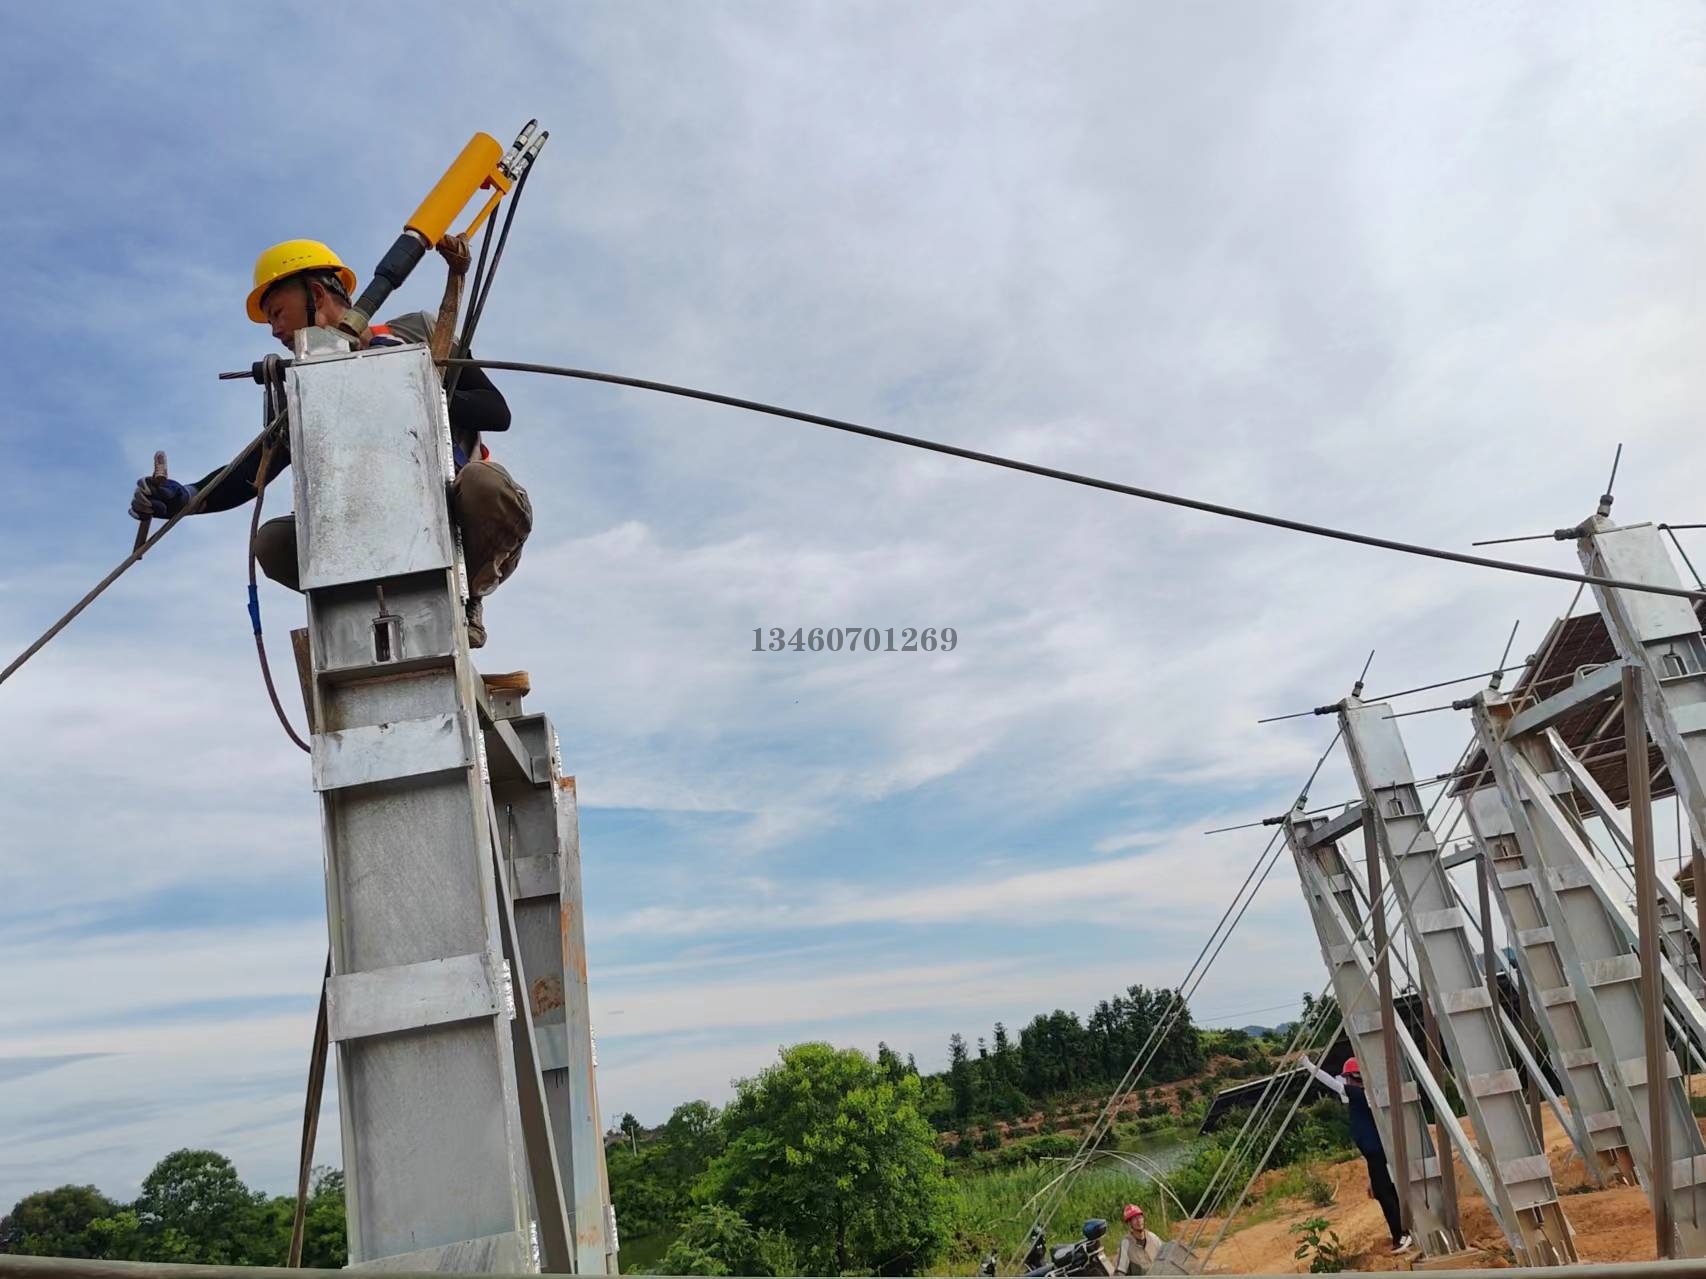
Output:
top-left (616, 1230), bottom-right (675, 1274)
top-left (942, 1159), bottom-right (1182, 1272)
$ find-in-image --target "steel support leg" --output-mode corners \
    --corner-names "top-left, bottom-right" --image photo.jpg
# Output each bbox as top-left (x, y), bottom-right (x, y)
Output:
top-left (1339, 700), bottom-right (1575, 1264)
top-left (1472, 693), bottom-right (1706, 1254)
top-left (1284, 807), bottom-right (1465, 1254)
top-left (487, 699), bottom-right (616, 1274)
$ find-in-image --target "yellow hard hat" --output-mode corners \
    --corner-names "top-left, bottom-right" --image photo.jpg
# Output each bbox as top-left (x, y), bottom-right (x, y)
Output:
top-left (246, 239), bottom-right (358, 323)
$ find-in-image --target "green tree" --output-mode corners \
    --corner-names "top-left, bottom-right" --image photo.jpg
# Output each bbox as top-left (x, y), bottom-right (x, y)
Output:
top-left (876, 1042), bottom-right (906, 1083)
top-left (991, 1022), bottom-right (1017, 1084)
top-left (134, 1149), bottom-right (263, 1264)
top-left (296, 1167), bottom-right (348, 1268)
top-left (660, 1204), bottom-right (796, 1276)
top-left (0, 1185), bottom-right (119, 1258)
top-left (947, 1033), bottom-right (973, 1119)
top-left (697, 1043), bottom-right (950, 1275)
top-left (663, 1101), bottom-right (724, 1187)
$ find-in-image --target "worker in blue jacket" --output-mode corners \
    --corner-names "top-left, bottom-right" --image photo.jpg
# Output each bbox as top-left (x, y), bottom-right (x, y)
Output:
top-left (1301, 1053), bottom-right (1412, 1255)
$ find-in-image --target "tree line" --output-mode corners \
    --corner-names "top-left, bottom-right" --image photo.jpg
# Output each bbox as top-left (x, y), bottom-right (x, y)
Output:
top-left (5, 984), bottom-right (1218, 1276)
top-left (0, 1151), bottom-right (344, 1267)
top-left (901, 983), bottom-right (1205, 1129)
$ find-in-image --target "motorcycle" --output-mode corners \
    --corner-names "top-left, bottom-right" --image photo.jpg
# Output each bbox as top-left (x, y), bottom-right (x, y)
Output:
top-left (981, 1219), bottom-right (1112, 1277)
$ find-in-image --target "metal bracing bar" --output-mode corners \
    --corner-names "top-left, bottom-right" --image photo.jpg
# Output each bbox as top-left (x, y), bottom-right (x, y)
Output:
top-left (1460, 778), bottom-right (1620, 1184)
top-left (1546, 731), bottom-right (1706, 991)
top-left (1338, 700), bottom-right (1576, 1265)
top-left (1284, 808), bottom-right (1468, 1255)
top-left (288, 332), bottom-right (555, 1272)
top-left (1627, 667), bottom-right (1677, 1257)
top-left (1505, 661), bottom-right (1628, 741)
top-left (1441, 843), bottom-right (1481, 872)
top-left (1304, 804), bottom-right (1366, 850)
top-left (1341, 842), bottom-right (1586, 1173)
top-left (490, 711), bottom-right (615, 1273)
top-left (1474, 693), bottom-right (1706, 1254)
top-left (1517, 739), bottom-right (1706, 1048)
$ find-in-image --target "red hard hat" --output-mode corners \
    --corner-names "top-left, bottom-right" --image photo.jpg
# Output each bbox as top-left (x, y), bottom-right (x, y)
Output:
top-left (1123, 1204), bottom-right (1143, 1222)
top-left (1342, 1057), bottom-right (1361, 1076)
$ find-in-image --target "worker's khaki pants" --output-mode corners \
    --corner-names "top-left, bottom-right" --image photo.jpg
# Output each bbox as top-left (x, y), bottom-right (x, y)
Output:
top-left (252, 459), bottom-right (533, 597)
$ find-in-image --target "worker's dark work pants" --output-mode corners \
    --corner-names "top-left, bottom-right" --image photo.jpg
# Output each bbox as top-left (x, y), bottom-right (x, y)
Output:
top-left (1364, 1151), bottom-right (1404, 1245)
top-left (252, 459), bottom-right (533, 597)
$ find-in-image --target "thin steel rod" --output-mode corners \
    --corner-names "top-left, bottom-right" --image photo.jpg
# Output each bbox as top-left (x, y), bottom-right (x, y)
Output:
top-left (1663, 525), bottom-right (1706, 591)
top-left (1472, 532), bottom-right (1556, 547)
top-left (1258, 664), bottom-right (1529, 724)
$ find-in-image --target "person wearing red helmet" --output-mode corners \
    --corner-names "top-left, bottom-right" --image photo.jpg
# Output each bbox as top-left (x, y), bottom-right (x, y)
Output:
top-left (1114, 1203), bottom-right (1163, 1275)
top-left (1300, 1053), bottom-right (1411, 1254)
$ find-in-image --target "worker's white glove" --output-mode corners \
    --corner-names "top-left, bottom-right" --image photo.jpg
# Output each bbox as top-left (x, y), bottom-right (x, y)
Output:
top-left (1298, 1054), bottom-right (1314, 1071)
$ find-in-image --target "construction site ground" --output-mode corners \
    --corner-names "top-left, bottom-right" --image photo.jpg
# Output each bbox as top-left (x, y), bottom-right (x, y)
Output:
top-left (1191, 1103), bottom-right (1705, 1273)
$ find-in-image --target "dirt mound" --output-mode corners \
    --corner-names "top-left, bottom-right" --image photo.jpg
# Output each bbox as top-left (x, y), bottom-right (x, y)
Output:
top-left (1186, 1105), bottom-right (1672, 1272)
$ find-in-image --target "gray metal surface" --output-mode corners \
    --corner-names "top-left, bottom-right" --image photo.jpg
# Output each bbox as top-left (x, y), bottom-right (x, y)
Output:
top-left (290, 347), bottom-right (541, 1269)
top-left (1579, 520), bottom-right (1706, 894)
top-left (1460, 777), bottom-right (1625, 1184)
top-left (1535, 734), bottom-right (1706, 1048)
top-left (1625, 669), bottom-right (1676, 1257)
top-left (288, 343), bottom-right (457, 592)
top-left (1469, 693), bottom-right (1706, 1254)
top-left (489, 705), bottom-right (616, 1274)
top-left (554, 769), bottom-right (618, 1271)
top-left (1339, 701), bottom-right (1576, 1265)
top-left (1548, 739), bottom-right (1706, 995)
top-left (1282, 807), bottom-right (1465, 1255)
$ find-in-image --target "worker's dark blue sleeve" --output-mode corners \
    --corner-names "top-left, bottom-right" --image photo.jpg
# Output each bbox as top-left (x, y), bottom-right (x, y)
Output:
top-left (190, 441), bottom-right (292, 513)
top-left (450, 360), bottom-right (510, 434)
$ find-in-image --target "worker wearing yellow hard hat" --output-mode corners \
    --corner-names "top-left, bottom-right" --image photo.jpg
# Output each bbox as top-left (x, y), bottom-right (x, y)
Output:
top-left (127, 233), bottom-right (532, 648)
top-left (245, 239), bottom-right (358, 323)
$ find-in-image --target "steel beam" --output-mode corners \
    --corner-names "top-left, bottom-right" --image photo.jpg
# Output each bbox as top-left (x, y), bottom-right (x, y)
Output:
top-left (1577, 519), bottom-right (1706, 900)
top-left (1546, 733), bottom-right (1706, 995)
top-left (1338, 700), bottom-right (1576, 1265)
top-left (1283, 807), bottom-right (1466, 1255)
top-left (1627, 667), bottom-right (1676, 1257)
top-left (1460, 773), bottom-right (1624, 1185)
top-left (489, 708), bottom-right (616, 1274)
top-left (290, 336), bottom-right (544, 1270)
top-left (1473, 693), bottom-right (1706, 1255)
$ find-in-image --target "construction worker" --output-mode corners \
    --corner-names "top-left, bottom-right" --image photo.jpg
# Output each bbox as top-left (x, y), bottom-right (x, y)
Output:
top-left (1299, 1053), bottom-right (1411, 1255)
top-left (127, 238), bottom-right (531, 647)
top-left (1114, 1203), bottom-right (1163, 1276)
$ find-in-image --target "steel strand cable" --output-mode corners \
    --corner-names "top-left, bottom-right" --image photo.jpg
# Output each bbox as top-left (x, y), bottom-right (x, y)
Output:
top-left (1, 413), bottom-right (285, 687)
top-left (445, 357), bottom-right (1706, 604)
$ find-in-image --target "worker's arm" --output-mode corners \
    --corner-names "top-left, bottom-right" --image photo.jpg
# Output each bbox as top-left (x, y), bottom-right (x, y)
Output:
top-left (129, 445), bottom-right (289, 520)
top-left (428, 234), bottom-right (471, 365)
top-left (447, 359), bottom-right (510, 434)
top-left (1297, 1054), bottom-right (1347, 1099)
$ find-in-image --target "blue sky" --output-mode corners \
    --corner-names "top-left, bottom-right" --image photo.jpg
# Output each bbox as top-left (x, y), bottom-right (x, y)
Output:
top-left (4, 1), bottom-right (1706, 1213)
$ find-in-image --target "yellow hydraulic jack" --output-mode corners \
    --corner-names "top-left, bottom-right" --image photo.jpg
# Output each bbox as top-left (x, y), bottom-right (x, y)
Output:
top-left (339, 119), bottom-right (548, 337)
